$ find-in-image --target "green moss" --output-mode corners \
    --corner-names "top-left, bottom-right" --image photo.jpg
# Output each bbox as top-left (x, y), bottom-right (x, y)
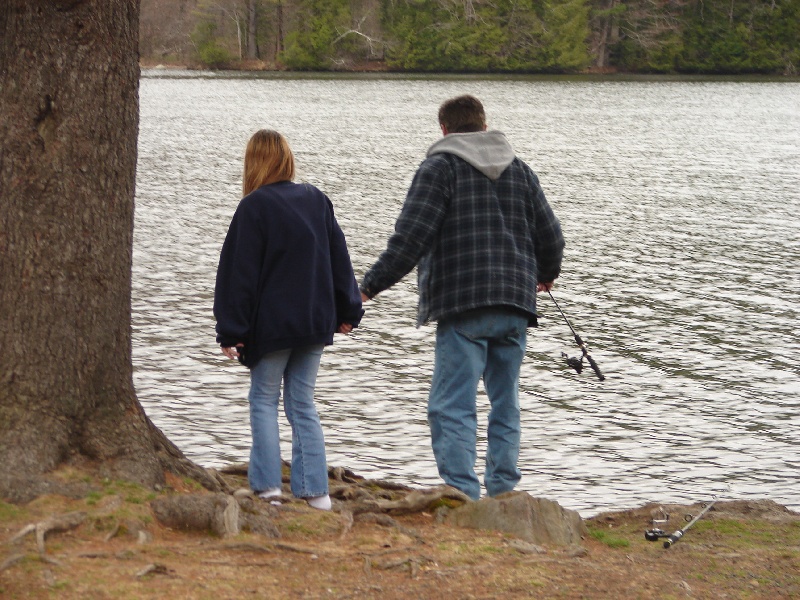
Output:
top-left (180, 477), bottom-right (205, 492)
top-left (429, 497), bottom-right (465, 510)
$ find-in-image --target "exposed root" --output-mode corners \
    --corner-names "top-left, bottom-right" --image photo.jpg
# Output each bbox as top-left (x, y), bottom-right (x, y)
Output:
top-left (9, 511), bottom-right (87, 554)
top-left (0, 554), bottom-right (25, 573)
top-left (373, 485), bottom-right (470, 515)
top-left (135, 563), bottom-right (175, 578)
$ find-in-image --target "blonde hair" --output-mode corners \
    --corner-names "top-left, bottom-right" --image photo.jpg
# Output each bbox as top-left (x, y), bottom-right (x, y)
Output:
top-left (243, 129), bottom-right (296, 195)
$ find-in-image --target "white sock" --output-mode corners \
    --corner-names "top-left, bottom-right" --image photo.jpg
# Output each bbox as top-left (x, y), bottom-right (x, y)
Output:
top-left (258, 487), bottom-right (282, 499)
top-left (307, 494), bottom-right (331, 511)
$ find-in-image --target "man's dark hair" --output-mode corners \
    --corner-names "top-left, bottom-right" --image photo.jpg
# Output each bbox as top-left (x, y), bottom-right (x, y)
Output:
top-left (438, 95), bottom-right (486, 133)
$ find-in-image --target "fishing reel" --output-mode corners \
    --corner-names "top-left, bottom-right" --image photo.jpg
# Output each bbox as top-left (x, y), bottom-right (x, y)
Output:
top-left (561, 352), bottom-right (584, 374)
top-left (559, 344), bottom-right (605, 381)
top-left (644, 528), bottom-right (670, 542)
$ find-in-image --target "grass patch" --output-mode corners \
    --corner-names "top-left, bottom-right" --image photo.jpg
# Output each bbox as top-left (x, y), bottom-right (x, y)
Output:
top-left (469, 543), bottom-right (505, 554)
top-left (99, 479), bottom-right (159, 505)
top-left (589, 528), bottom-right (630, 548)
top-left (0, 500), bottom-right (23, 521)
top-left (692, 518), bottom-right (799, 548)
top-left (279, 511), bottom-right (341, 538)
top-left (85, 491), bottom-right (104, 506)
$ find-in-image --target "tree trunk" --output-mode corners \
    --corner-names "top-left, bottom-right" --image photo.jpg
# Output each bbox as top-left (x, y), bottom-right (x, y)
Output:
top-left (276, 1), bottom-right (285, 57)
top-left (595, 0), bottom-right (618, 68)
top-left (0, 0), bottom-right (218, 503)
top-left (247, 0), bottom-right (259, 59)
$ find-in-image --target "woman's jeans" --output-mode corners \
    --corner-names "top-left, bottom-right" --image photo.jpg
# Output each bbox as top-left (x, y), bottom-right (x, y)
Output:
top-left (247, 345), bottom-right (328, 498)
top-left (428, 308), bottom-right (528, 500)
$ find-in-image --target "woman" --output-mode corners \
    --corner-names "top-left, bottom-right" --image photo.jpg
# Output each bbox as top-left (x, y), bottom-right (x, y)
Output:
top-left (214, 130), bottom-right (363, 510)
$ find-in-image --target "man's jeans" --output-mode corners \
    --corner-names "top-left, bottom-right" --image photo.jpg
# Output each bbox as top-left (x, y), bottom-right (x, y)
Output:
top-left (429, 308), bottom-right (528, 500)
top-left (247, 345), bottom-right (328, 498)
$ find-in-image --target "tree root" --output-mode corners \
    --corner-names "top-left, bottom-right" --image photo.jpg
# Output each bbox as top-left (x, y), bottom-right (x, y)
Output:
top-left (135, 563), bottom-right (175, 578)
top-left (375, 485), bottom-right (470, 514)
top-left (150, 493), bottom-right (279, 538)
top-left (0, 554), bottom-right (25, 573)
top-left (9, 511), bottom-right (87, 554)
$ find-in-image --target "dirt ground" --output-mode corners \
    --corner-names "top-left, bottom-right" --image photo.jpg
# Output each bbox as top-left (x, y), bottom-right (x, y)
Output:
top-left (1, 469), bottom-right (799, 600)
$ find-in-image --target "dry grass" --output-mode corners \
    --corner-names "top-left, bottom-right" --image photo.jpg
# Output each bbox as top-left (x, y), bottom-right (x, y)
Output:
top-left (1, 472), bottom-right (799, 599)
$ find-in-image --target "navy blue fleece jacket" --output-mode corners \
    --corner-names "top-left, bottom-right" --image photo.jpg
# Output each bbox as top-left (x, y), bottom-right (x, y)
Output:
top-left (214, 181), bottom-right (363, 368)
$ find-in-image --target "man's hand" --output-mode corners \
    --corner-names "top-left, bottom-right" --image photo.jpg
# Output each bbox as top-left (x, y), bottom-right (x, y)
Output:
top-left (360, 292), bottom-right (370, 303)
top-left (537, 281), bottom-right (554, 292)
top-left (337, 323), bottom-right (353, 334)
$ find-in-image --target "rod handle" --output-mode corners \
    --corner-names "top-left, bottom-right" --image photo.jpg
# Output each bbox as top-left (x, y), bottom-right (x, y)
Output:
top-left (663, 530), bottom-right (684, 548)
top-left (586, 353), bottom-right (605, 381)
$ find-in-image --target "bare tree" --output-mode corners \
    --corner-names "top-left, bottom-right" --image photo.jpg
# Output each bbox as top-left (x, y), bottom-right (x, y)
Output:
top-left (0, 0), bottom-right (218, 503)
top-left (247, 0), bottom-right (259, 59)
top-left (276, 1), bottom-right (285, 55)
top-left (140, 0), bottom-right (199, 62)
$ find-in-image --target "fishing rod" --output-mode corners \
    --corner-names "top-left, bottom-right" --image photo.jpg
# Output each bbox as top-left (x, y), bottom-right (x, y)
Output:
top-left (547, 291), bottom-right (605, 381)
top-left (645, 496), bottom-right (717, 548)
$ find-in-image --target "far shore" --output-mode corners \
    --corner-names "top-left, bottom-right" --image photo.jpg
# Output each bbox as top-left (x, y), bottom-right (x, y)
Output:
top-left (138, 59), bottom-right (799, 79)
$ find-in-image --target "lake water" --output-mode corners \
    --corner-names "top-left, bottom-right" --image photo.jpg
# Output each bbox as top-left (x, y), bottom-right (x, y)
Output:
top-left (134, 71), bottom-right (800, 516)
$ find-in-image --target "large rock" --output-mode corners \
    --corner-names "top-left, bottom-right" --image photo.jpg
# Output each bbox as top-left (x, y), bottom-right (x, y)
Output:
top-left (446, 491), bottom-right (587, 546)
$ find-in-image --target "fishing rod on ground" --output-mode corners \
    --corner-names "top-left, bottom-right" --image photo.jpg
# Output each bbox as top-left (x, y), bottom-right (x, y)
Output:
top-left (547, 290), bottom-right (605, 381)
top-left (645, 496), bottom-right (717, 548)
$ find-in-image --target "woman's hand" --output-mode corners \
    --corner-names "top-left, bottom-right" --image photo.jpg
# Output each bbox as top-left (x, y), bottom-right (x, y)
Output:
top-left (222, 345), bottom-right (243, 359)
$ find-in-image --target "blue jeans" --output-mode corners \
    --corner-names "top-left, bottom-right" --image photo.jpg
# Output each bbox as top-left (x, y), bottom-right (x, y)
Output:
top-left (428, 308), bottom-right (528, 500)
top-left (247, 345), bottom-right (328, 498)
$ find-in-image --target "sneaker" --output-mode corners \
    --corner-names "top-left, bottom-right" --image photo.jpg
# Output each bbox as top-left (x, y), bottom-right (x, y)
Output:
top-left (306, 494), bottom-right (332, 511)
top-left (257, 487), bottom-right (282, 500)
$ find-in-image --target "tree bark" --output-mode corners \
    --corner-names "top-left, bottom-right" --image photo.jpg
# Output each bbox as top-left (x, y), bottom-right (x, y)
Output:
top-left (0, 0), bottom-right (216, 502)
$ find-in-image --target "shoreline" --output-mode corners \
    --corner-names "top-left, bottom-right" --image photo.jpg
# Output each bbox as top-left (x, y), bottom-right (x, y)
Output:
top-left (139, 60), bottom-right (800, 80)
top-left (2, 464), bottom-right (798, 598)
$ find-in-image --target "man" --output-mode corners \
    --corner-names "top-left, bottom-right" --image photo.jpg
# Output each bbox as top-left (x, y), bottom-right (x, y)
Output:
top-left (360, 95), bottom-right (564, 500)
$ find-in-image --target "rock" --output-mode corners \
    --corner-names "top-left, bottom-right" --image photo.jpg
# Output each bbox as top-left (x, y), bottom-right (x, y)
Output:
top-left (565, 544), bottom-right (589, 557)
top-left (507, 539), bottom-right (547, 554)
top-left (446, 491), bottom-right (587, 546)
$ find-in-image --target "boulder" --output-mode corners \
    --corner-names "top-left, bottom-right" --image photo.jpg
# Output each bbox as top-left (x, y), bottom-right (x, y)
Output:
top-left (446, 491), bottom-right (587, 546)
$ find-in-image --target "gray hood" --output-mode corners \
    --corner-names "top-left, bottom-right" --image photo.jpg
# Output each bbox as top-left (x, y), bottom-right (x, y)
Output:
top-left (427, 130), bottom-right (515, 181)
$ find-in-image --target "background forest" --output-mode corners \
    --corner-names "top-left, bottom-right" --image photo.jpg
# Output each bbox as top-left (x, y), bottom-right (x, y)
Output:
top-left (140, 0), bottom-right (799, 74)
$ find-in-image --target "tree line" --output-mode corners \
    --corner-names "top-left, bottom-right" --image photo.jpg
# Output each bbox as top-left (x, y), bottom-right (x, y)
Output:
top-left (143, 0), bottom-right (799, 74)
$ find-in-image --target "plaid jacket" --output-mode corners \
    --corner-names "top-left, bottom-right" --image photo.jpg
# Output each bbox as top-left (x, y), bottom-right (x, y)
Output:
top-left (361, 133), bottom-right (564, 326)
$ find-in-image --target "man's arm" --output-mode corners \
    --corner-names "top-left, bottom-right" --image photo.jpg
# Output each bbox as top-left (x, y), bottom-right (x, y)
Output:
top-left (360, 159), bottom-right (450, 298)
top-left (527, 171), bottom-right (565, 285)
